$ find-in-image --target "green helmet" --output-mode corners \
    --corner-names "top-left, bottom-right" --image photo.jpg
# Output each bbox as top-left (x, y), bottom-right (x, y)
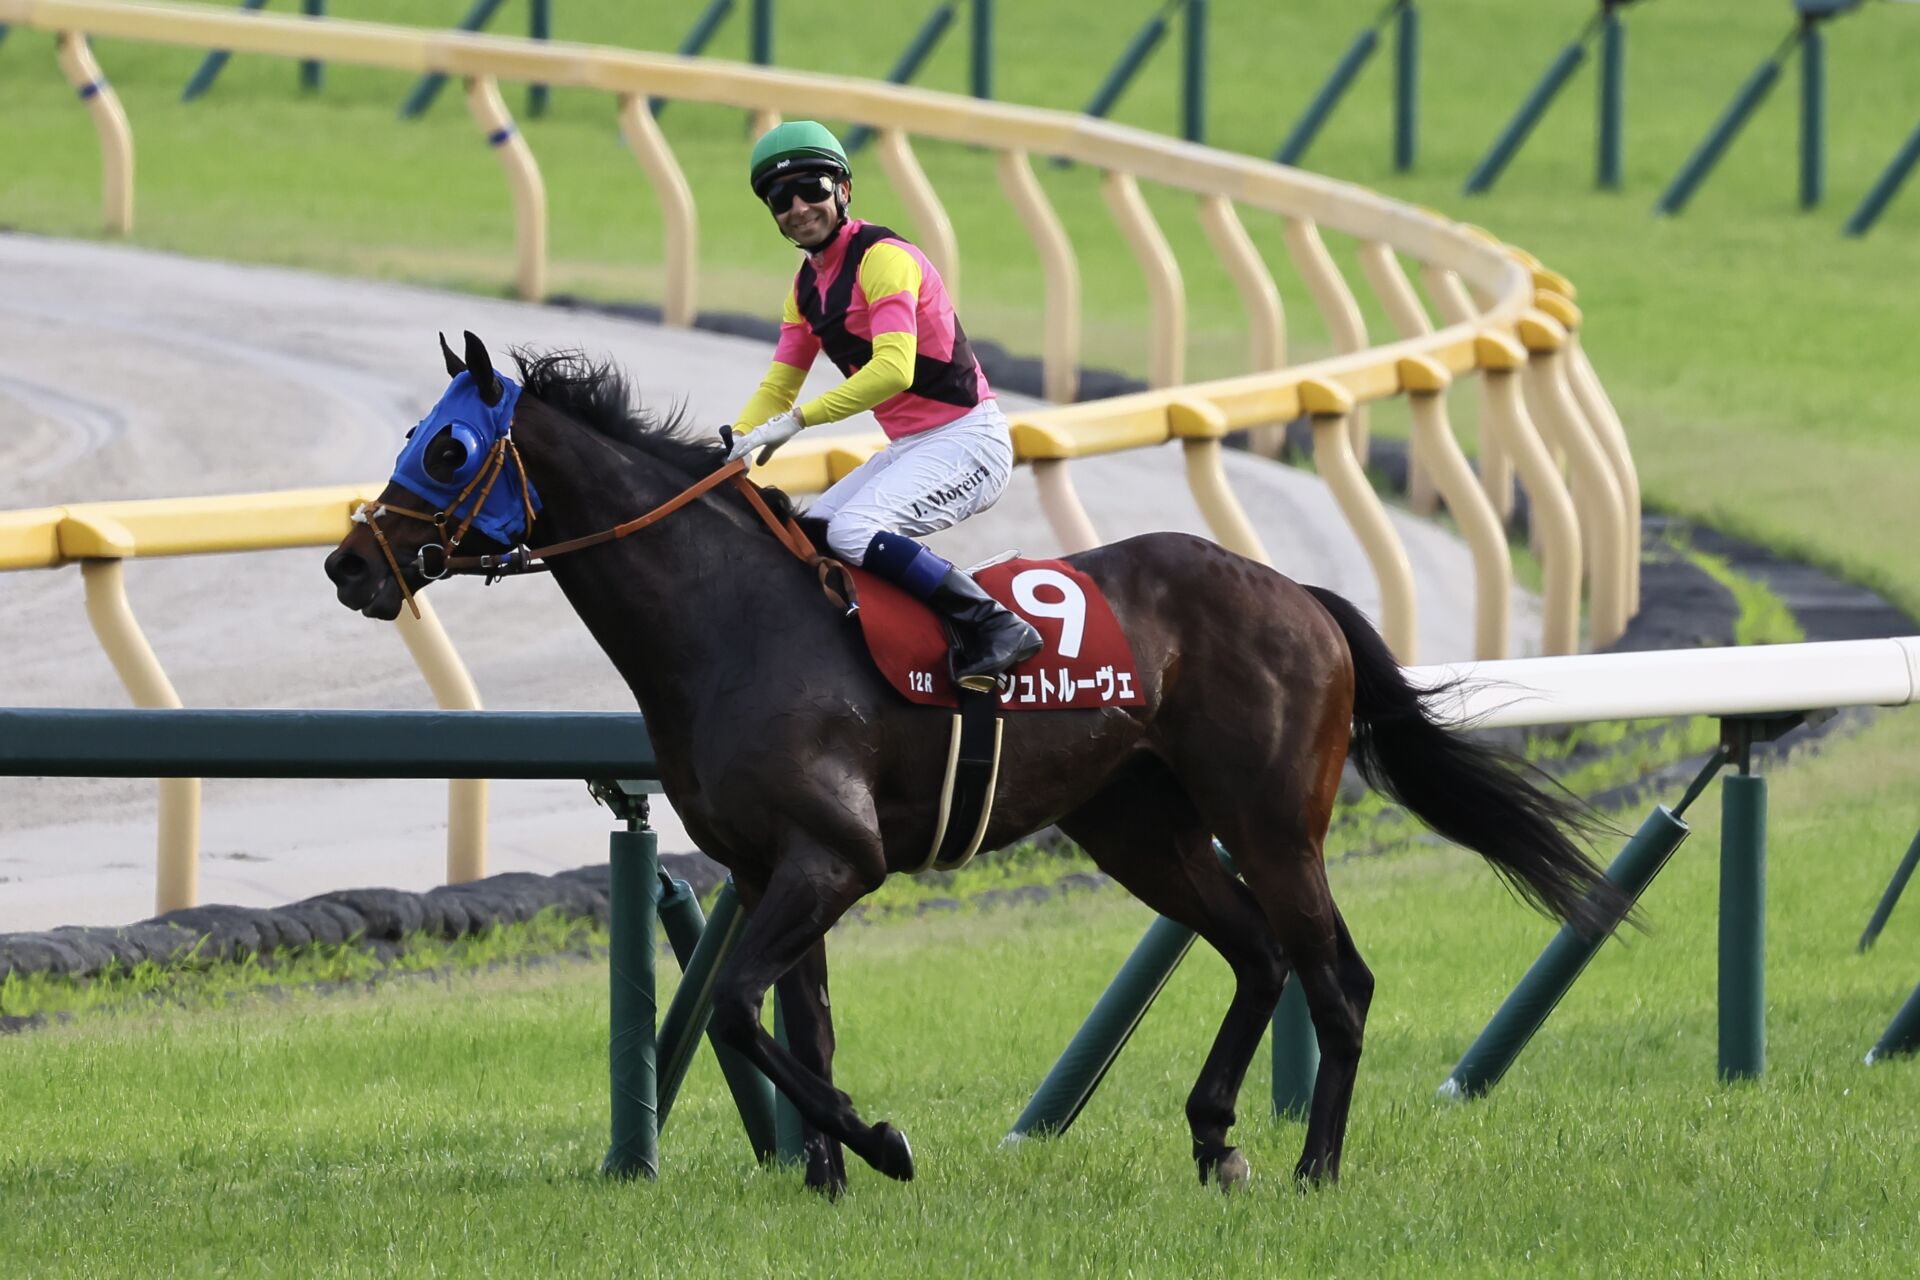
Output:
top-left (749, 121), bottom-right (852, 197)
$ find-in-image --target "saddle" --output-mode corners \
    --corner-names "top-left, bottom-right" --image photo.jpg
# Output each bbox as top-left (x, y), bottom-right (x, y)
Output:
top-left (840, 555), bottom-right (1145, 873)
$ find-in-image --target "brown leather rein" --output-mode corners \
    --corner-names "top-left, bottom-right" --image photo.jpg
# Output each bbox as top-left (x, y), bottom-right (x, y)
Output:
top-left (351, 439), bottom-right (845, 620)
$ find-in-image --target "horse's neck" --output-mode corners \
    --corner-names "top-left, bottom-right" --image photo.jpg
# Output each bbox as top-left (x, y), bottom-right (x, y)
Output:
top-left (521, 425), bottom-right (807, 721)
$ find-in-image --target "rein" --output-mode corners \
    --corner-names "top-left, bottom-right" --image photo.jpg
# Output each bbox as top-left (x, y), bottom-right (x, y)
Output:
top-left (354, 446), bottom-right (847, 619)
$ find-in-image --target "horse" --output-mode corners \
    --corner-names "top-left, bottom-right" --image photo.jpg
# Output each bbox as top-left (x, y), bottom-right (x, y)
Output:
top-left (324, 332), bottom-right (1619, 1195)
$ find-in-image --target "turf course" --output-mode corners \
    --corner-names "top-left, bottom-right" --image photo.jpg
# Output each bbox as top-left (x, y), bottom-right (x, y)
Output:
top-left (5, 709), bottom-right (1920, 1273)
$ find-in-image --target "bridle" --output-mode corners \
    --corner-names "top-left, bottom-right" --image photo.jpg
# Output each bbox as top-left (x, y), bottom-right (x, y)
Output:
top-left (352, 430), bottom-right (843, 620)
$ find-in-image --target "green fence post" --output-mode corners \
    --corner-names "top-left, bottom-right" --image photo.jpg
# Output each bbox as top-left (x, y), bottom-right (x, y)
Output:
top-left (655, 878), bottom-right (779, 1162)
top-left (1275, 27), bottom-right (1380, 166)
top-left (1719, 770), bottom-right (1768, 1081)
top-left (1844, 119), bottom-right (1920, 237)
top-left (651, 0), bottom-right (735, 117)
top-left (1007, 915), bottom-right (1198, 1139)
top-left (181, 0), bottom-right (272, 102)
top-left (300, 0), bottom-right (324, 93)
top-left (1182, 0), bottom-right (1206, 144)
top-left (751, 0), bottom-right (773, 65)
top-left (1439, 800), bottom-right (1698, 1097)
top-left (971, 0), bottom-right (992, 99)
top-left (399, 0), bottom-right (509, 118)
top-left (1800, 22), bottom-right (1823, 209)
top-left (1271, 979), bottom-right (1317, 1119)
top-left (1858, 830), bottom-right (1920, 953)
top-left (1654, 31), bottom-right (1796, 216)
top-left (1462, 39), bottom-right (1588, 196)
top-left (771, 995), bottom-right (807, 1163)
top-left (1866, 980), bottom-right (1920, 1064)
top-left (845, 2), bottom-right (958, 151)
top-left (527, 0), bottom-right (549, 118)
top-left (600, 794), bottom-right (660, 1179)
top-left (1597, 4), bottom-right (1623, 189)
top-left (1393, 0), bottom-right (1417, 172)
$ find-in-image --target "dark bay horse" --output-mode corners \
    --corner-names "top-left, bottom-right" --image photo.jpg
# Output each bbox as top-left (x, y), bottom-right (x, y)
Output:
top-left (324, 333), bottom-right (1618, 1194)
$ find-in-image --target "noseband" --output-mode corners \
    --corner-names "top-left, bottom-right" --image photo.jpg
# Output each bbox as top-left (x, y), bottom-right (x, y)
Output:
top-left (353, 440), bottom-right (840, 620)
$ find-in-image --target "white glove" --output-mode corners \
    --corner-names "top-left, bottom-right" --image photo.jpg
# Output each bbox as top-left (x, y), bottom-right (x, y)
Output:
top-left (726, 409), bottom-right (805, 467)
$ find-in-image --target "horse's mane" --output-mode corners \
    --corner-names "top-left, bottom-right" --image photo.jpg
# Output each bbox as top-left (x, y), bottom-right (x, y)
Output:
top-left (511, 347), bottom-right (818, 541)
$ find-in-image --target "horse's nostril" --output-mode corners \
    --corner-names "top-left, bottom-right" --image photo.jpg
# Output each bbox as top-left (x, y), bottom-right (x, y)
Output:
top-left (325, 548), bottom-right (365, 586)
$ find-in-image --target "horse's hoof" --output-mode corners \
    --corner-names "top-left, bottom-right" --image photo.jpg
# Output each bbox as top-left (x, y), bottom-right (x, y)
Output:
top-left (869, 1122), bottom-right (915, 1182)
top-left (804, 1139), bottom-right (848, 1199)
top-left (1292, 1155), bottom-right (1338, 1188)
top-left (1206, 1148), bottom-right (1251, 1192)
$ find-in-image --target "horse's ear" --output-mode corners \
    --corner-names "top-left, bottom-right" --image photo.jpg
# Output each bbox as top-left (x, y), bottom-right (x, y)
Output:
top-left (439, 331), bottom-right (465, 378)
top-left (463, 330), bottom-right (502, 406)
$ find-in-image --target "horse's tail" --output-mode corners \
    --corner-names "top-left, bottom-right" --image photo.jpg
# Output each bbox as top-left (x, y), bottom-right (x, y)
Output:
top-left (1303, 585), bottom-right (1624, 933)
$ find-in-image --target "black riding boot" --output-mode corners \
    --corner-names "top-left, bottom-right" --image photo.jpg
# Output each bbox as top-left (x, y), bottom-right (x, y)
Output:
top-left (861, 531), bottom-right (1043, 692)
top-left (927, 568), bottom-right (1044, 692)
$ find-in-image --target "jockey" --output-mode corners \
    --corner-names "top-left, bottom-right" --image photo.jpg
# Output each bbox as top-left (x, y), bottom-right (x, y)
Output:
top-left (727, 120), bottom-right (1042, 693)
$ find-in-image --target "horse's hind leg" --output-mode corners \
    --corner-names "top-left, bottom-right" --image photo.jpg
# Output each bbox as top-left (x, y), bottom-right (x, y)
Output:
top-left (708, 837), bottom-right (915, 1184)
top-left (1057, 756), bottom-right (1290, 1190)
top-left (774, 941), bottom-right (849, 1195)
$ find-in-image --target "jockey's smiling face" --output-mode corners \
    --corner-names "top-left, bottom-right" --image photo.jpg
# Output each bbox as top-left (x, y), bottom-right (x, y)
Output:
top-left (768, 172), bottom-right (848, 251)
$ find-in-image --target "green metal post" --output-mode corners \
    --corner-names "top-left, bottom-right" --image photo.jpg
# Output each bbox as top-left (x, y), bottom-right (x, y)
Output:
top-left (399, 0), bottom-right (509, 118)
top-left (1182, 0), bottom-right (1206, 144)
top-left (602, 816), bottom-right (660, 1179)
top-left (1719, 772), bottom-right (1768, 1081)
top-left (772, 996), bottom-right (807, 1163)
top-left (528, 0), bottom-right (549, 118)
top-left (971, 0), bottom-right (992, 99)
top-left (1440, 802), bottom-right (1696, 1097)
top-left (1271, 979), bottom-right (1317, 1119)
top-left (181, 0), bottom-right (272, 102)
top-left (655, 879), bottom-right (778, 1162)
top-left (1462, 40), bottom-right (1588, 196)
top-left (300, 0), bottom-right (324, 93)
top-left (1844, 119), bottom-right (1920, 237)
top-left (1597, 5), bottom-right (1624, 189)
top-left (1858, 830), bottom-right (1920, 953)
top-left (651, 0), bottom-right (735, 117)
top-left (1007, 915), bottom-right (1198, 1138)
top-left (1082, 10), bottom-right (1170, 120)
top-left (1275, 28), bottom-right (1380, 166)
top-left (1393, 0), bottom-right (1417, 172)
top-left (751, 0), bottom-right (773, 65)
top-left (1800, 23), bottom-right (1823, 209)
top-left (1654, 37), bottom-right (1794, 216)
top-left (1866, 980), bottom-right (1920, 1064)
top-left (844, 3), bottom-right (957, 152)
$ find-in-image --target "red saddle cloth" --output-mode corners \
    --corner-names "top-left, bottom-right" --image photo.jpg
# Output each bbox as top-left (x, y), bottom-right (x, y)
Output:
top-left (846, 557), bottom-right (1145, 710)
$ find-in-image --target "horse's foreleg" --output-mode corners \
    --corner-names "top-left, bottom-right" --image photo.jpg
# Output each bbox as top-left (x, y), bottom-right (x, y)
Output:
top-left (707, 841), bottom-right (913, 1183)
top-left (775, 940), bottom-right (849, 1195)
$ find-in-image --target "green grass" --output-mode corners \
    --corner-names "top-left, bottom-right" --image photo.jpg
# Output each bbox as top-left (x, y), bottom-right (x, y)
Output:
top-left (5, 707), bottom-right (1920, 1275)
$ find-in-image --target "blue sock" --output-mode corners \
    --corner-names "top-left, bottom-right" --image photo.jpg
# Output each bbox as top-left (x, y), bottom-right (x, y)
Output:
top-left (862, 532), bottom-right (951, 600)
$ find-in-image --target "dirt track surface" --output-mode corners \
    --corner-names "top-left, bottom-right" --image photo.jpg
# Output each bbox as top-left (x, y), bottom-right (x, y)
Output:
top-left (0, 233), bottom-right (1539, 931)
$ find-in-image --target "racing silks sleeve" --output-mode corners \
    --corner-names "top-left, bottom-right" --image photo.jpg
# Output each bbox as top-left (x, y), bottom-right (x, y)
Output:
top-left (733, 285), bottom-right (818, 429)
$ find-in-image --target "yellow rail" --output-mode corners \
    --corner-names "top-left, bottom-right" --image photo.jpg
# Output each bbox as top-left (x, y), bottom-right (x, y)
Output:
top-left (0, 0), bottom-right (1645, 911)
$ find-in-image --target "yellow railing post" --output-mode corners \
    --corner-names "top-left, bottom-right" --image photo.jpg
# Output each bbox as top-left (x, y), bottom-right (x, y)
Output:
top-left (390, 597), bottom-right (488, 885)
top-left (1103, 171), bottom-right (1184, 390)
top-left (65, 516), bottom-right (200, 914)
top-left (1197, 194), bottom-right (1286, 456)
top-left (615, 94), bottom-right (698, 328)
top-left (1398, 356), bottom-right (1511, 660)
top-left (875, 129), bottom-right (960, 307)
top-left (996, 149), bottom-right (1080, 404)
top-left (1168, 398), bottom-right (1270, 565)
top-left (464, 75), bottom-right (546, 303)
top-left (1301, 377), bottom-right (1417, 663)
top-left (1359, 241), bottom-right (1439, 514)
top-left (1477, 332), bottom-right (1582, 656)
top-left (1285, 218), bottom-right (1370, 461)
top-left (1518, 311), bottom-right (1627, 649)
top-left (1423, 262), bottom-right (1513, 519)
top-left (1539, 291), bottom-right (1642, 618)
top-left (54, 32), bottom-right (134, 235)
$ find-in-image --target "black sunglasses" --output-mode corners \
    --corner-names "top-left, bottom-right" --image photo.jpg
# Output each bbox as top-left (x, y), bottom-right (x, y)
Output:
top-left (764, 173), bottom-right (839, 212)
